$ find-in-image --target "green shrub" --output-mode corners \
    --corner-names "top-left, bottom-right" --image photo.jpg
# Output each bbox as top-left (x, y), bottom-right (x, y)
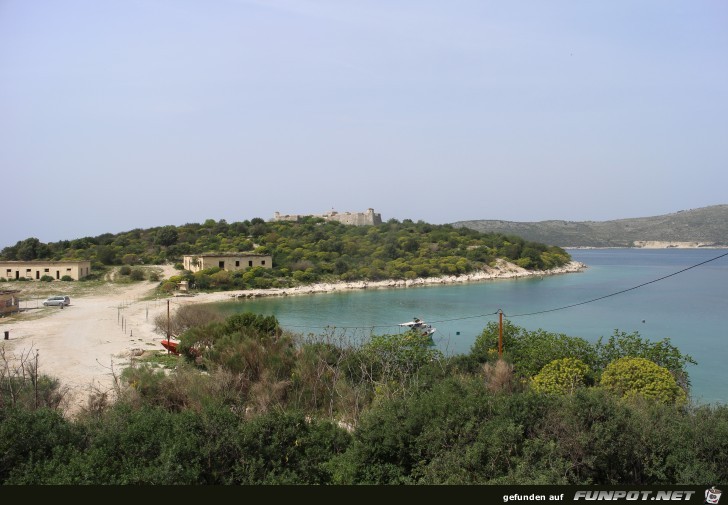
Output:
top-left (121, 254), bottom-right (139, 265)
top-left (593, 330), bottom-right (696, 390)
top-left (470, 321), bottom-right (596, 378)
top-left (600, 357), bottom-right (687, 405)
top-left (40, 275), bottom-right (54, 282)
top-left (159, 281), bottom-right (177, 293)
top-left (0, 407), bottom-right (85, 484)
top-left (234, 411), bottom-right (351, 484)
top-left (129, 269), bottom-right (145, 281)
top-left (60, 275), bottom-right (74, 282)
top-left (119, 265), bottom-right (132, 276)
top-left (531, 358), bottom-right (590, 395)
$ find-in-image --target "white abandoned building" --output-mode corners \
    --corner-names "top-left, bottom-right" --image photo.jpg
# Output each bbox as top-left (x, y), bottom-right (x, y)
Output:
top-left (182, 253), bottom-right (272, 273)
top-left (0, 260), bottom-right (92, 281)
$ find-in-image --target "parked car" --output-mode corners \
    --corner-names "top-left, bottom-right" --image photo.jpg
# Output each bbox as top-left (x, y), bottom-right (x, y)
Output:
top-left (43, 295), bottom-right (71, 307)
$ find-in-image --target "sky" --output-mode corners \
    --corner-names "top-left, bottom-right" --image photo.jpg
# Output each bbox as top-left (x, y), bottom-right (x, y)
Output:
top-left (2, 0), bottom-right (727, 249)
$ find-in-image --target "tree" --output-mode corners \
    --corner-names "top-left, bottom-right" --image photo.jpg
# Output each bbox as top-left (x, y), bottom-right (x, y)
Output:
top-left (95, 245), bottom-right (117, 265)
top-left (600, 357), bottom-right (687, 405)
top-left (16, 238), bottom-right (46, 261)
top-left (156, 226), bottom-right (178, 247)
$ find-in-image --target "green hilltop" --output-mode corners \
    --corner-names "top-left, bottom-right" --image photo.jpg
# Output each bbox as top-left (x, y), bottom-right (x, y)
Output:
top-left (1, 217), bottom-right (571, 290)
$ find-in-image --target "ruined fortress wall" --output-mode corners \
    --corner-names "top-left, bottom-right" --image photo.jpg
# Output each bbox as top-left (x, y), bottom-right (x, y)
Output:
top-left (273, 208), bottom-right (382, 226)
top-left (329, 208), bottom-right (382, 226)
top-left (272, 212), bottom-right (300, 222)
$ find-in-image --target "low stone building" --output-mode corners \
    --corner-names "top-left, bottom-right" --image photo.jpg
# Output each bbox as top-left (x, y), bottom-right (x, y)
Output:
top-left (272, 208), bottom-right (382, 226)
top-left (0, 289), bottom-right (21, 316)
top-left (182, 253), bottom-right (272, 273)
top-left (0, 260), bottom-right (92, 281)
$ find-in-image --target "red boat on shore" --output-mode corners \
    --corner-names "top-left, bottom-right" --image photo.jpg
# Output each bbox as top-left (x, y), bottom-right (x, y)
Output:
top-left (161, 338), bottom-right (180, 355)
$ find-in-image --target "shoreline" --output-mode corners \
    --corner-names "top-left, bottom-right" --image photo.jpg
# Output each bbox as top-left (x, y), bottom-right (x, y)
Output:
top-left (177, 259), bottom-right (588, 303)
top-left (1, 260), bottom-right (586, 416)
top-left (564, 243), bottom-right (728, 250)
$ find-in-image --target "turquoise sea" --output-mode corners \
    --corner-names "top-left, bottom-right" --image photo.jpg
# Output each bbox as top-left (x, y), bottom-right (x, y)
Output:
top-left (210, 248), bottom-right (728, 405)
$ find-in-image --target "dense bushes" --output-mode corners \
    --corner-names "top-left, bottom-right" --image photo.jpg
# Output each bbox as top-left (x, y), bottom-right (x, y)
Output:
top-left (1, 318), bottom-right (720, 485)
top-left (3, 383), bottom-right (727, 485)
top-left (1, 405), bottom-right (351, 485)
top-left (469, 323), bottom-right (694, 397)
top-left (468, 319), bottom-right (597, 377)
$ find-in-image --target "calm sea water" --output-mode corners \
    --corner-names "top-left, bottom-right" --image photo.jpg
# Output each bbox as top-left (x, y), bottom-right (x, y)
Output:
top-left (210, 249), bottom-right (728, 405)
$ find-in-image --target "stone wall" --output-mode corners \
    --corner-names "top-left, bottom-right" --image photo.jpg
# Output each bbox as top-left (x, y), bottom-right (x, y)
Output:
top-left (273, 208), bottom-right (382, 226)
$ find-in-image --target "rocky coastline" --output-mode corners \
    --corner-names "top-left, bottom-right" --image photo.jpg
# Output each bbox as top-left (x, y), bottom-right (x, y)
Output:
top-left (222, 259), bottom-right (588, 301)
top-left (567, 241), bottom-right (728, 249)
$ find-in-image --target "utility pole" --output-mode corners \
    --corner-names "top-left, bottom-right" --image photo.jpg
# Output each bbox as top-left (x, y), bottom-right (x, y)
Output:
top-left (498, 309), bottom-right (503, 359)
top-left (34, 350), bottom-right (39, 409)
top-left (167, 299), bottom-right (170, 355)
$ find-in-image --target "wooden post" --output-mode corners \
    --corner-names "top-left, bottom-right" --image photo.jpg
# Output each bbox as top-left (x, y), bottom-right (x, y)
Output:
top-left (167, 299), bottom-right (170, 355)
top-left (34, 351), bottom-right (39, 409)
top-left (498, 310), bottom-right (503, 359)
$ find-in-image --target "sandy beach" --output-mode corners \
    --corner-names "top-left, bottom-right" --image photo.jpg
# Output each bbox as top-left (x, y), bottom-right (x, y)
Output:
top-left (0, 260), bottom-right (586, 416)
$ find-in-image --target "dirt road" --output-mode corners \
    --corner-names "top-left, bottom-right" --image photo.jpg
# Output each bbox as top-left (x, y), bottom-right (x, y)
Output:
top-left (1, 260), bottom-right (586, 416)
top-left (1, 267), bottom-right (186, 415)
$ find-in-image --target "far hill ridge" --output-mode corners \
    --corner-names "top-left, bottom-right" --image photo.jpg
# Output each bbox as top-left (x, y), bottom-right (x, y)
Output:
top-left (451, 205), bottom-right (728, 248)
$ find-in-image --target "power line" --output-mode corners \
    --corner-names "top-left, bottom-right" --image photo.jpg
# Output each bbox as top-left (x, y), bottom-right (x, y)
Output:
top-left (283, 311), bottom-right (502, 331)
top-left (169, 250), bottom-right (728, 334)
top-left (429, 312), bottom-right (501, 324)
top-left (507, 250), bottom-right (728, 318)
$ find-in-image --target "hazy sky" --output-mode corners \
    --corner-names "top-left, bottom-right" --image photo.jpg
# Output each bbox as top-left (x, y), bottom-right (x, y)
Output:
top-left (2, 0), bottom-right (727, 249)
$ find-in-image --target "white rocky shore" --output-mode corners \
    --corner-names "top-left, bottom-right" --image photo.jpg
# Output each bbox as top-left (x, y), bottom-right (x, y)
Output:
top-left (632, 241), bottom-right (726, 249)
top-left (222, 259), bottom-right (588, 300)
top-left (569, 241), bottom-right (728, 249)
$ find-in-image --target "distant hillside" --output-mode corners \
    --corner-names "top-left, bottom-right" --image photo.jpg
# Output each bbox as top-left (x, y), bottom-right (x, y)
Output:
top-left (451, 205), bottom-right (728, 248)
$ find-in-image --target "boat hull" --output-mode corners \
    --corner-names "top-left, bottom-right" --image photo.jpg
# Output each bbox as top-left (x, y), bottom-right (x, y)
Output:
top-left (161, 339), bottom-right (179, 355)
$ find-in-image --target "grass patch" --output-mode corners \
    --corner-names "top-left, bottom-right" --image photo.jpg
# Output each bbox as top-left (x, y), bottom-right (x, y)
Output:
top-left (139, 350), bottom-right (181, 369)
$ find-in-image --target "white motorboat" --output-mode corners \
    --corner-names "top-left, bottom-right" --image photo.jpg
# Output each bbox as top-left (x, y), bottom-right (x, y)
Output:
top-left (398, 317), bottom-right (436, 337)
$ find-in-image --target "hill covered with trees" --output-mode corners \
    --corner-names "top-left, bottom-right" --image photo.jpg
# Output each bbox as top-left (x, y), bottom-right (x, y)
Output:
top-left (451, 205), bottom-right (728, 248)
top-left (1, 217), bottom-right (571, 290)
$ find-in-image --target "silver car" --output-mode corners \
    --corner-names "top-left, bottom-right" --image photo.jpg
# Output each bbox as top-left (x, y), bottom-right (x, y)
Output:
top-left (43, 295), bottom-right (71, 307)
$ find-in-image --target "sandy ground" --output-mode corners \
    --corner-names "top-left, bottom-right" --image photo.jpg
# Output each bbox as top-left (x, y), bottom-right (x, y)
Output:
top-left (1, 260), bottom-right (586, 417)
top-left (1, 265), bottom-right (193, 415)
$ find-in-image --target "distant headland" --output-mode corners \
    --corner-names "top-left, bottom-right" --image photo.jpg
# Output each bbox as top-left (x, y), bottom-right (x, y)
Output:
top-left (451, 205), bottom-right (728, 248)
